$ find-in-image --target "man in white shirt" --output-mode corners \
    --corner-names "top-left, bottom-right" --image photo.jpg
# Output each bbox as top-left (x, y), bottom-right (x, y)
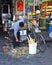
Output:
top-left (12, 15), bottom-right (25, 48)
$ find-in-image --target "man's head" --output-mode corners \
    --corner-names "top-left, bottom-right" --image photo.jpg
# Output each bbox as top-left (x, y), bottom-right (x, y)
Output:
top-left (19, 22), bottom-right (24, 27)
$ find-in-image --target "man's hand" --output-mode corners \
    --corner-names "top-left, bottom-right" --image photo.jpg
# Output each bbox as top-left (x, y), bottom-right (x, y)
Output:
top-left (15, 36), bottom-right (18, 42)
top-left (16, 38), bottom-right (18, 42)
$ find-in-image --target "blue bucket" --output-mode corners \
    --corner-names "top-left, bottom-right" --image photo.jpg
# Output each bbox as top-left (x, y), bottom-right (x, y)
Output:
top-left (48, 24), bottom-right (52, 38)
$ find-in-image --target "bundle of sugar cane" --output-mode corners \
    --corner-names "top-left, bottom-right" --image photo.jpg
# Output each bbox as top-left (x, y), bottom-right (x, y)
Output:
top-left (27, 35), bottom-right (35, 44)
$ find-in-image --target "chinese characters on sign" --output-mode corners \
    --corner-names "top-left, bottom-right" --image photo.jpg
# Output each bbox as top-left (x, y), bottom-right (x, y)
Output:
top-left (16, 1), bottom-right (23, 11)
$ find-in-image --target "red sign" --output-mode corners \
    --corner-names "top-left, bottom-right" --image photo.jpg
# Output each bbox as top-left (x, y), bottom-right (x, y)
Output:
top-left (16, 1), bottom-right (23, 11)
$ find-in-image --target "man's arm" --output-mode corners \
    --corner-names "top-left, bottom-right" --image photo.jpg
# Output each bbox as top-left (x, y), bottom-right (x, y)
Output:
top-left (16, 15), bottom-right (25, 24)
top-left (14, 28), bottom-right (19, 42)
top-left (15, 35), bottom-right (18, 42)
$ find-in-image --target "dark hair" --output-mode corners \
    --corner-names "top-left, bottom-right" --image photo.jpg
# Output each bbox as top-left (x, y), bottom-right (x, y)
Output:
top-left (19, 22), bottom-right (24, 27)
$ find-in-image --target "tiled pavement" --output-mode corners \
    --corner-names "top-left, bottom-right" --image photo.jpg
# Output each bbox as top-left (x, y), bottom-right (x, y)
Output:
top-left (0, 45), bottom-right (52, 65)
top-left (0, 30), bottom-right (52, 65)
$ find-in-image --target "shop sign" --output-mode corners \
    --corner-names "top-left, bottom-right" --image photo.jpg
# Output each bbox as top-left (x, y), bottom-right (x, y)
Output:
top-left (16, 1), bottom-right (23, 11)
